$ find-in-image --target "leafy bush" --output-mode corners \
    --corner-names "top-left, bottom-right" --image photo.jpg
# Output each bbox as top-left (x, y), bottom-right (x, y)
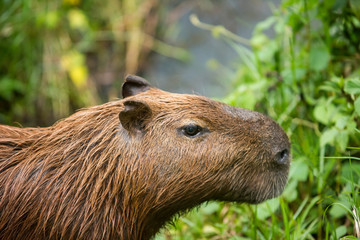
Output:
top-left (156, 0), bottom-right (360, 239)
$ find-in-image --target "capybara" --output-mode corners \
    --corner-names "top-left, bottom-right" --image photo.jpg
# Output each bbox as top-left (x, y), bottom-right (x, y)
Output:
top-left (0, 75), bottom-right (290, 239)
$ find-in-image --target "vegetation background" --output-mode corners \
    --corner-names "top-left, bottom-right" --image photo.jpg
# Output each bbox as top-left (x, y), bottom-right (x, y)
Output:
top-left (1, 0), bottom-right (360, 239)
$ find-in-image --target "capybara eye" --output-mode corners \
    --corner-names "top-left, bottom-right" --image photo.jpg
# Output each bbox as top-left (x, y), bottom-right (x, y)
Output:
top-left (182, 124), bottom-right (202, 137)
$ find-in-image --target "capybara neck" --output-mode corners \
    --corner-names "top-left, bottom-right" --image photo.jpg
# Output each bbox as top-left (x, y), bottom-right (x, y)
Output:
top-left (0, 75), bottom-right (290, 240)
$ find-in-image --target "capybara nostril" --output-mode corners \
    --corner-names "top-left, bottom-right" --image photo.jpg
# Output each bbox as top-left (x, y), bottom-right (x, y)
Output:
top-left (275, 148), bottom-right (289, 165)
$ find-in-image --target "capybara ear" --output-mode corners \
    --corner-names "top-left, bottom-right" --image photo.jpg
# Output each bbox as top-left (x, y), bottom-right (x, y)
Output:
top-left (119, 100), bottom-right (152, 134)
top-left (122, 75), bottom-right (152, 98)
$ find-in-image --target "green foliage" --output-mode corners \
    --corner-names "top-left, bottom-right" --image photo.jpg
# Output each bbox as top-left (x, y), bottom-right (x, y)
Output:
top-left (0, 0), bottom-right (161, 126)
top-left (1, 0), bottom-right (94, 125)
top-left (157, 0), bottom-right (360, 239)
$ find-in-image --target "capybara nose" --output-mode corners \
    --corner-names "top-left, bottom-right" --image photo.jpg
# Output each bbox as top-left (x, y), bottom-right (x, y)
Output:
top-left (274, 148), bottom-right (290, 165)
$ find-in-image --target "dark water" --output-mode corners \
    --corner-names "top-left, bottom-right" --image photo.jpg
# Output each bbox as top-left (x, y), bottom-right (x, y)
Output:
top-left (144, 0), bottom-right (279, 98)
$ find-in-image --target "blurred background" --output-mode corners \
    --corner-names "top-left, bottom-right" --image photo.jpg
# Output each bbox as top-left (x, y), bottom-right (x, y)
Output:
top-left (2, 0), bottom-right (360, 239)
top-left (0, 0), bottom-right (278, 126)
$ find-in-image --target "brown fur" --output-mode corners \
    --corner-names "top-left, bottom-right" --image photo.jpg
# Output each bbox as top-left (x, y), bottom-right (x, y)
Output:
top-left (0, 76), bottom-right (290, 239)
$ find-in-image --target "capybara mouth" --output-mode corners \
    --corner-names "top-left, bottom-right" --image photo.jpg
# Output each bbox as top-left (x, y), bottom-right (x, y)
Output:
top-left (218, 151), bottom-right (291, 204)
top-left (219, 170), bottom-right (289, 204)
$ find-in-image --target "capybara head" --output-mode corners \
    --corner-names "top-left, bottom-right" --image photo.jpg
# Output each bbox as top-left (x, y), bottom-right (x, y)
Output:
top-left (0, 75), bottom-right (290, 240)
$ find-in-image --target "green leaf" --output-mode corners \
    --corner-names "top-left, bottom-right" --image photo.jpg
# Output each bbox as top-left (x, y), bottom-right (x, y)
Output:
top-left (329, 202), bottom-right (350, 218)
top-left (355, 98), bottom-right (360, 116)
top-left (314, 101), bottom-right (337, 125)
top-left (253, 198), bottom-right (280, 220)
top-left (314, 104), bottom-right (328, 125)
top-left (341, 163), bottom-right (360, 183)
top-left (309, 44), bottom-right (331, 71)
top-left (335, 131), bottom-right (349, 152)
top-left (281, 68), bottom-right (306, 85)
top-left (344, 78), bottom-right (360, 95)
top-left (320, 128), bottom-right (338, 147)
top-left (282, 179), bottom-right (298, 202)
top-left (335, 115), bottom-right (349, 130)
top-left (254, 16), bottom-right (276, 33)
top-left (319, 77), bottom-right (342, 94)
top-left (335, 225), bottom-right (347, 238)
top-left (290, 158), bottom-right (309, 182)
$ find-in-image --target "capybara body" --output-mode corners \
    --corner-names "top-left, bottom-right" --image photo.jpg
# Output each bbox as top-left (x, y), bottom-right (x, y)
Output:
top-left (0, 75), bottom-right (290, 239)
